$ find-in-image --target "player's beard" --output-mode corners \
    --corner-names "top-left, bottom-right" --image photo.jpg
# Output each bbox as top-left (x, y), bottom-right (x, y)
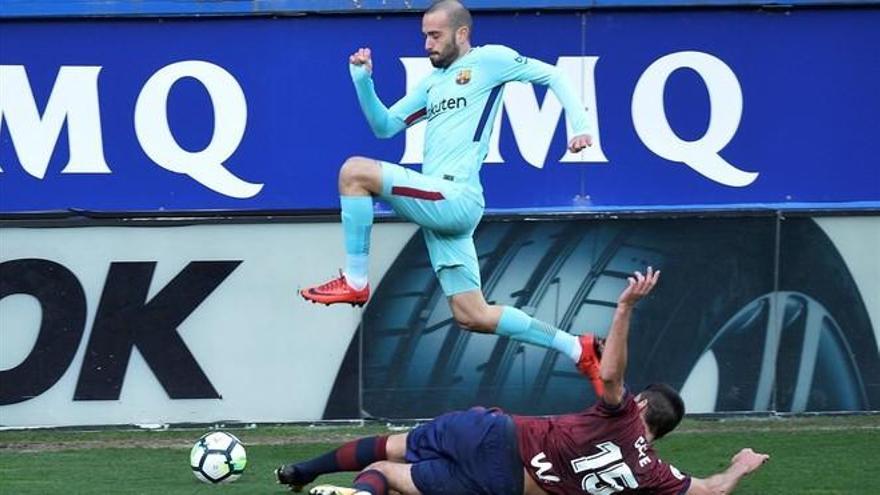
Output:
top-left (429, 39), bottom-right (460, 69)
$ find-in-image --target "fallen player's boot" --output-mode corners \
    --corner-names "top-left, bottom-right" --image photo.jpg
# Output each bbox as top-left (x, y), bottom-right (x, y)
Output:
top-left (274, 464), bottom-right (313, 492)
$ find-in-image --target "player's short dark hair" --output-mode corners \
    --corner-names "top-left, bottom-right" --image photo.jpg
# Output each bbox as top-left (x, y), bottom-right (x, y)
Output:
top-left (426, 0), bottom-right (472, 32)
top-left (640, 383), bottom-right (685, 440)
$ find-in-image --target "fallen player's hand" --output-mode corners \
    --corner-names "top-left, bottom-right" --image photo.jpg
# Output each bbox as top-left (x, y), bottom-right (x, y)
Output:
top-left (568, 133), bottom-right (593, 153)
top-left (349, 47), bottom-right (373, 74)
top-left (618, 266), bottom-right (660, 307)
top-left (732, 448), bottom-right (769, 475)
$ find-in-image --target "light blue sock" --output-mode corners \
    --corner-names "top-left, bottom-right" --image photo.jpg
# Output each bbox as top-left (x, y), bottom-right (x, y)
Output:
top-left (496, 306), bottom-right (581, 362)
top-left (340, 196), bottom-right (373, 289)
top-left (346, 254), bottom-right (369, 289)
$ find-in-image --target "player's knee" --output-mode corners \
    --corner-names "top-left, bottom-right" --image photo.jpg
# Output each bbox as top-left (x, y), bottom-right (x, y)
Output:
top-left (385, 433), bottom-right (408, 461)
top-left (362, 460), bottom-right (394, 476)
top-left (340, 156), bottom-right (378, 191)
top-left (340, 156), bottom-right (370, 179)
top-left (454, 313), bottom-right (477, 331)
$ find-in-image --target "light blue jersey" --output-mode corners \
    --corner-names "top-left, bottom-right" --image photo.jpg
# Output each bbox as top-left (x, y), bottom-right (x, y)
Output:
top-left (349, 44), bottom-right (591, 295)
top-left (350, 44), bottom-right (591, 195)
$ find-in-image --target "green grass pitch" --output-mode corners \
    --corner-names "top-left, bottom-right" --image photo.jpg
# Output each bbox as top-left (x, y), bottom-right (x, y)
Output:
top-left (1, 416), bottom-right (877, 494)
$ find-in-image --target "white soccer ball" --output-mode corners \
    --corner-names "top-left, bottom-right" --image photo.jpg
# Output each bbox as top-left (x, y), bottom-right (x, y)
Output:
top-left (190, 431), bottom-right (247, 484)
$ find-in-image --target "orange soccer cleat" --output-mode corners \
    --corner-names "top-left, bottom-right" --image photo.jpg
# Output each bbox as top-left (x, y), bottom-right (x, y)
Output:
top-left (300, 271), bottom-right (370, 307)
top-left (576, 334), bottom-right (605, 397)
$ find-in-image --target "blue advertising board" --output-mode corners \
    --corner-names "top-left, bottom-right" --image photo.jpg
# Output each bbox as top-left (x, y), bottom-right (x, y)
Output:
top-left (1, 9), bottom-right (879, 214)
top-left (1, 1), bottom-right (875, 19)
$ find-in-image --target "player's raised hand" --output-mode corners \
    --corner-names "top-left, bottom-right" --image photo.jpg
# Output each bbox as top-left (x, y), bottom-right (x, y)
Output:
top-left (617, 266), bottom-right (660, 307)
top-left (349, 47), bottom-right (373, 74)
top-left (568, 133), bottom-right (593, 153)
top-left (731, 448), bottom-right (770, 475)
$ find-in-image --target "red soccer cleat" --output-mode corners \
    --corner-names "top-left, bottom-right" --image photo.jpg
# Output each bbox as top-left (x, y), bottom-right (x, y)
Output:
top-left (577, 334), bottom-right (605, 397)
top-left (300, 271), bottom-right (370, 307)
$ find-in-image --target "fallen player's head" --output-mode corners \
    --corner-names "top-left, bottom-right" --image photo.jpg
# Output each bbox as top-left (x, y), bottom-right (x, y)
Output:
top-left (636, 383), bottom-right (685, 440)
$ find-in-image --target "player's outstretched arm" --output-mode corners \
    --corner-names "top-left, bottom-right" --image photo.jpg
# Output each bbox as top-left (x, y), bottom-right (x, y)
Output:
top-left (349, 47), bottom-right (420, 139)
top-left (486, 45), bottom-right (593, 153)
top-left (687, 448), bottom-right (770, 494)
top-left (545, 73), bottom-right (593, 153)
top-left (484, 46), bottom-right (592, 151)
top-left (599, 267), bottom-right (660, 406)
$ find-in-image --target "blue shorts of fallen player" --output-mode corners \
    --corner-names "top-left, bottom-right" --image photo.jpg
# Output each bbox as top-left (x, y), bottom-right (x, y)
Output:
top-left (405, 406), bottom-right (524, 495)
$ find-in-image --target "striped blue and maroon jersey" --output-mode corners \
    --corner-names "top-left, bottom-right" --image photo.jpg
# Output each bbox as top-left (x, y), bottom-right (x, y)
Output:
top-left (350, 44), bottom-right (591, 194)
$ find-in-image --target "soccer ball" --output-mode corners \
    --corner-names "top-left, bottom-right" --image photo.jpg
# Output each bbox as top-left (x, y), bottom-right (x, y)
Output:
top-left (189, 431), bottom-right (247, 484)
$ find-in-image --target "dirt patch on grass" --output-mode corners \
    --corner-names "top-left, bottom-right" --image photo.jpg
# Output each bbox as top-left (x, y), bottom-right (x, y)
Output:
top-left (0, 431), bottom-right (391, 453)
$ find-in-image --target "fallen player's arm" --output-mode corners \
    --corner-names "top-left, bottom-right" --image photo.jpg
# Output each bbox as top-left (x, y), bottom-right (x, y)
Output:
top-left (600, 267), bottom-right (659, 406)
top-left (687, 448), bottom-right (769, 495)
top-left (598, 298), bottom-right (632, 406)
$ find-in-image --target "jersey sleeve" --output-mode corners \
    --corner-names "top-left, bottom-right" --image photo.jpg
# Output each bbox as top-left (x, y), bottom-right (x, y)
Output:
top-left (596, 390), bottom-right (635, 417)
top-left (480, 44), bottom-right (557, 85)
top-left (480, 44), bottom-right (591, 135)
top-left (643, 459), bottom-right (692, 495)
top-left (388, 74), bottom-right (431, 128)
top-left (349, 64), bottom-right (428, 138)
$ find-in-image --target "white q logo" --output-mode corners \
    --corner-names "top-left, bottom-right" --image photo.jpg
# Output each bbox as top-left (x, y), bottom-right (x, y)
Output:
top-left (134, 60), bottom-right (262, 198)
top-left (632, 51), bottom-right (758, 187)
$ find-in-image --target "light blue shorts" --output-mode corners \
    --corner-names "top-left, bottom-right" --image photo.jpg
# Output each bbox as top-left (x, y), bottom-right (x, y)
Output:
top-left (379, 162), bottom-right (484, 296)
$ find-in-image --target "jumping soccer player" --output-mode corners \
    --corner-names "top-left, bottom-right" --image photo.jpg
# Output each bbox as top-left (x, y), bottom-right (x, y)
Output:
top-left (280, 268), bottom-right (770, 494)
top-left (301, 0), bottom-right (603, 390)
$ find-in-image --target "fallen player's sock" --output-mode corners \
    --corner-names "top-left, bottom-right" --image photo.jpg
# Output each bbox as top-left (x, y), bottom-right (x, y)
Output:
top-left (295, 435), bottom-right (388, 480)
top-left (353, 469), bottom-right (388, 495)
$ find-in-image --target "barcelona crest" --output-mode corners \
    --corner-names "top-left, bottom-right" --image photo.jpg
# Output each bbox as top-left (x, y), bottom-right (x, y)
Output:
top-left (456, 68), bottom-right (472, 85)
